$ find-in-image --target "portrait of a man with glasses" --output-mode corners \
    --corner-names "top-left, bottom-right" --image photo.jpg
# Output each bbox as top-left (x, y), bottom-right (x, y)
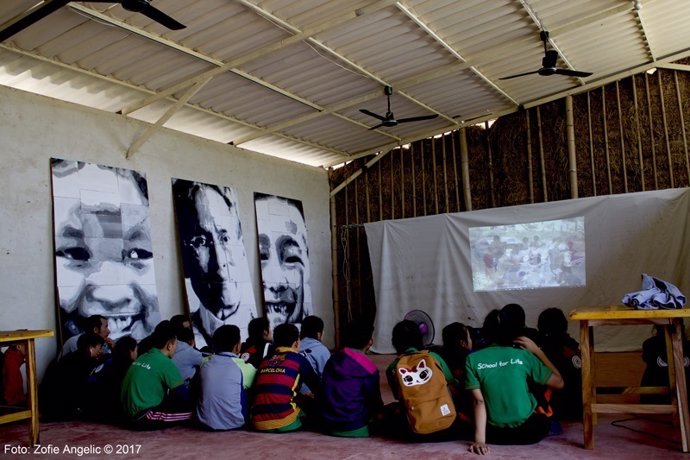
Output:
top-left (172, 179), bottom-right (257, 349)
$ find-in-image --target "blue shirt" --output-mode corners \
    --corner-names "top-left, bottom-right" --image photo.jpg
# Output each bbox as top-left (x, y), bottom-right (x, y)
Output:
top-left (196, 352), bottom-right (247, 430)
top-left (299, 337), bottom-right (331, 394)
top-left (172, 341), bottom-right (204, 382)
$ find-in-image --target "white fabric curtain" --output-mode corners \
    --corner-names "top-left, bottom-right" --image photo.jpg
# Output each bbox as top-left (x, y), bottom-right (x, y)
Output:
top-left (365, 188), bottom-right (690, 353)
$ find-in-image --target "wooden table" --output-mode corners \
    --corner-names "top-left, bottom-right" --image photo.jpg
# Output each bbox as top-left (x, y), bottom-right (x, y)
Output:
top-left (0, 329), bottom-right (53, 446)
top-left (569, 306), bottom-right (690, 451)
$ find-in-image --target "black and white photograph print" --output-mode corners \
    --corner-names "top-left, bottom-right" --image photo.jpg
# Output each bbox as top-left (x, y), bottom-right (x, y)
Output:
top-left (254, 192), bottom-right (312, 330)
top-left (172, 179), bottom-right (258, 349)
top-left (51, 158), bottom-right (160, 343)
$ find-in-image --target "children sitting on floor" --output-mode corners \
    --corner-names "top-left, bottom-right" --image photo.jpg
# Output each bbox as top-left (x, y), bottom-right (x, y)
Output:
top-left (464, 305), bottom-right (564, 455)
top-left (94, 335), bottom-right (138, 422)
top-left (250, 323), bottom-right (321, 432)
top-left (299, 315), bottom-right (331, 394)
top-left (384, 319), bottom-right (458, 441)
top-left (197, 325), bottom-right (256, 430)
top-left (640, 323), bottom-right (690, 404)
top-left (240, 317), bottom-right (273, 369)
top-left (2, 343), bottom-right (26, 406)
top-left (537, 307), bottom-right (582, 420)
top-left (437, 321), bottom-right (474, 421)
top-left (41, 332), bottom-right (105, 420)
top-left (319, 318), bottom-right (383, 437)
top-left (120, 320), bottom-right (193, 430)
top-left (172, 326), bottom-right (204, 383)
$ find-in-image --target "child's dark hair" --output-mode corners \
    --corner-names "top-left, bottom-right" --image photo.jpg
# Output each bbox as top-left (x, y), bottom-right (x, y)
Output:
top-left (170, 314), bottom-right (191, 330)
top-left (537, 308), bottom-right (568, 337)
top-left (391, 319), bottom-right (423, 353)
top-left (247, 317), bottom-right (270, 343)
top-left (300, 315), bottom-right (324, 340)
top-left (113, 335), bottom-right (137, 365)
top-left (343, 318), bottom-right (374, 349)
top-left (502, 303), bottom-right (527, 329)
top-left (84, 315), bottom-right (106, 333)
top-left (151, 320), bottom-right (177, 349)
top-left (212, 325), bottom-right (241, 353)
top-left (482, 306), bottom-right (525, 347)
top-left (176, 326), bottom-right (195, 344)
top-left (442, 322), bottom-right (470, 349)
top-left (273, 323), bottom-right (299, 347)
top-left (77, 332), bottom-right (105, 353)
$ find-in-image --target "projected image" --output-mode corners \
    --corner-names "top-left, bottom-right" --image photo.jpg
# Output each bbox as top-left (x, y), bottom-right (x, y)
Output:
top-left (470, 217), bottom-right (585, 291)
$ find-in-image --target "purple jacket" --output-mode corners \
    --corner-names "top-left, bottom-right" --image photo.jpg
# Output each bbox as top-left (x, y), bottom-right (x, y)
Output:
top-left (320, 348), bottom-right (383, 432)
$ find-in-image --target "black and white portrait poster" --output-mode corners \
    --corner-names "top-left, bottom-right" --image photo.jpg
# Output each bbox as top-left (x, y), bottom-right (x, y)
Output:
top-left (51, 158), bottom-right (160, 342)
top-left (254, 193), bottom-right (312, 330)
top-left (172, 179), bottom-right (258, 348)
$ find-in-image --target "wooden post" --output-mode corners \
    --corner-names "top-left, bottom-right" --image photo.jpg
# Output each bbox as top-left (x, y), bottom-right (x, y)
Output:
top-left (616, 81), bottom-right (628, 192)
top-left (526, 109), bottom-right (535, 203)
top-left (646, 72), bottom-right (659, 189)
top-left (486, 123), bottom-right (496, 207)
top-left (401, 146), bottom-right (406, 218)
top-left (432, 138), bottom-right (439, 215)
top-left (536, 107), bottom-right (548, 202)
top-left (566, 95), bottom-right (579, 199)
top-left (421, 141), bottom-right (427, 215)
top-left (658, 71), bottom-right (674, 188)
top-left (390, 147), bottom-right (395, 219)
top-left (674, 71), bottom-right (690, 185)
top-left (442, 134), bottom-right (449, 213)
top-left (377, 161), bottom-right (383, 221)
top-left (587, 91), bottom-right (597, 196)
top-left (632, 75), bottom-right (646, 191)
top-left (602, 87), bottom-right (613, 194)
top-left (460, 127), bottom-right (472, 211)
top-left (330, 196), bottom-right (340, 348)
top-left (411, 143), bottom-right (417, 217)
top-left (452, 130), bottom-right (460, 211)
top-left (580, 320), bottom-right (594, 449)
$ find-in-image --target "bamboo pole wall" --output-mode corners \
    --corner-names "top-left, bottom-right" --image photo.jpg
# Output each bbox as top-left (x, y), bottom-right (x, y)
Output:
top-left (328, 67), bottom-right (690, 341)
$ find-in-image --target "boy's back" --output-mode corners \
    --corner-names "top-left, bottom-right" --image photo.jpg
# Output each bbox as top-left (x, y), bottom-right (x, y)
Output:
top-left (250, 346), bottom-right (320, 431)
top-left (320, 347), bottom-right (383, 435)
top-left (121, 348), bottom-right (184, 417)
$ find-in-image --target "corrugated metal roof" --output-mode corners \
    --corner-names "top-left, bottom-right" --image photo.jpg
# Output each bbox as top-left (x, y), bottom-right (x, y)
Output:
top-left (2, 0), bottom-right (690, 168)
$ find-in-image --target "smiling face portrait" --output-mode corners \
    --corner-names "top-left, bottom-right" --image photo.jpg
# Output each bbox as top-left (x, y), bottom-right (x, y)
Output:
top-left (51, 159), bottom-right (160, 342)
top-left (254, 193), bottom-right (312, 330)
top-left (173, 179), bottom-right (256, 348)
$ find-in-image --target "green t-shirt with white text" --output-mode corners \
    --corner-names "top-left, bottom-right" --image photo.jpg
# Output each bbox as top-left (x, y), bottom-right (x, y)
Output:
top-left (121, 348), bottom-right (184, 416)
top-left (464, 345), bottom-right (552, 428)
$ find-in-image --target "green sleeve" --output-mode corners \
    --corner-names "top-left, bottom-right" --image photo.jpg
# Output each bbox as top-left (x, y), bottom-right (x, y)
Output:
top-left (232, 357), bottom-right (257, 389)
top-left (429, 351), bottom-right (454, 383)
top-left (525, 350), bottom-right (552, 385)
top-left (162, 359), bottom-right (184, 390)
top-left (463, 356), bottom-right (480, 390)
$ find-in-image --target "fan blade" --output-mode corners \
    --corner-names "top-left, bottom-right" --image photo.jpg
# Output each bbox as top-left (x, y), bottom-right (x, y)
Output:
top-left (138, 3), bottom-right (186, 30)
top-left (0, 0), bottom-right (70, 43)
top-left (368, 123), bottom-right (386, 130)
top-left (543, 50), bottom-right (559, 69)
top-left (499, 70), bottom-right (540, 80)
top-left (360, 109), bottom-right (387, 121)
top-left (554, 68), bottom-right (593, 78)
top-left (396, 114), bottom-right (439, 124)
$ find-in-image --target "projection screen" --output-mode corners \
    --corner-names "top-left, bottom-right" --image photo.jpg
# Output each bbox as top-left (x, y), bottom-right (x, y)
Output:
top-left (365, 188), bottom-right (690, 353)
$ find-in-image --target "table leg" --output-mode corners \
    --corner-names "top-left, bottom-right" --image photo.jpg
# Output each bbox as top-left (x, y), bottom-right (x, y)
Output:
top-left (580, 320), bottom-right (593, 449)
top-left (664, 325), bottom-right (679, 427)
top-left (26, 339), bottom-right (39, 447)
top-left (671, 319), bottom-right (689, 452)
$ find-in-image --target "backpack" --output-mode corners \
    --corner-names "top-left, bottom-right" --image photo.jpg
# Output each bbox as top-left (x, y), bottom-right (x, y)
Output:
top-left (395, 350), bottom-right (457, 434)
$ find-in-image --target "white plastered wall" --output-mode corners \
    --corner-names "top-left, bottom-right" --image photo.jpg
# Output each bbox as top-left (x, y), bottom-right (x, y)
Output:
top-left (0, 86), bottom-right (332, 378)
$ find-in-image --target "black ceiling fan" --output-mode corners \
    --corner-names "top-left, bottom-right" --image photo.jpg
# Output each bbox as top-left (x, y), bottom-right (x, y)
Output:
top-left (0, 0), bottom-right (185, 43)
top-left (500, 31), bottom-right (592, 80)
top-left (360, 86), bottom-right (438, 130)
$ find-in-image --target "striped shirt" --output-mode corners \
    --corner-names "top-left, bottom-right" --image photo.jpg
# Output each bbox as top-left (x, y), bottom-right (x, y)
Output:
top-left (250, 346), bottom-right (320, 431)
